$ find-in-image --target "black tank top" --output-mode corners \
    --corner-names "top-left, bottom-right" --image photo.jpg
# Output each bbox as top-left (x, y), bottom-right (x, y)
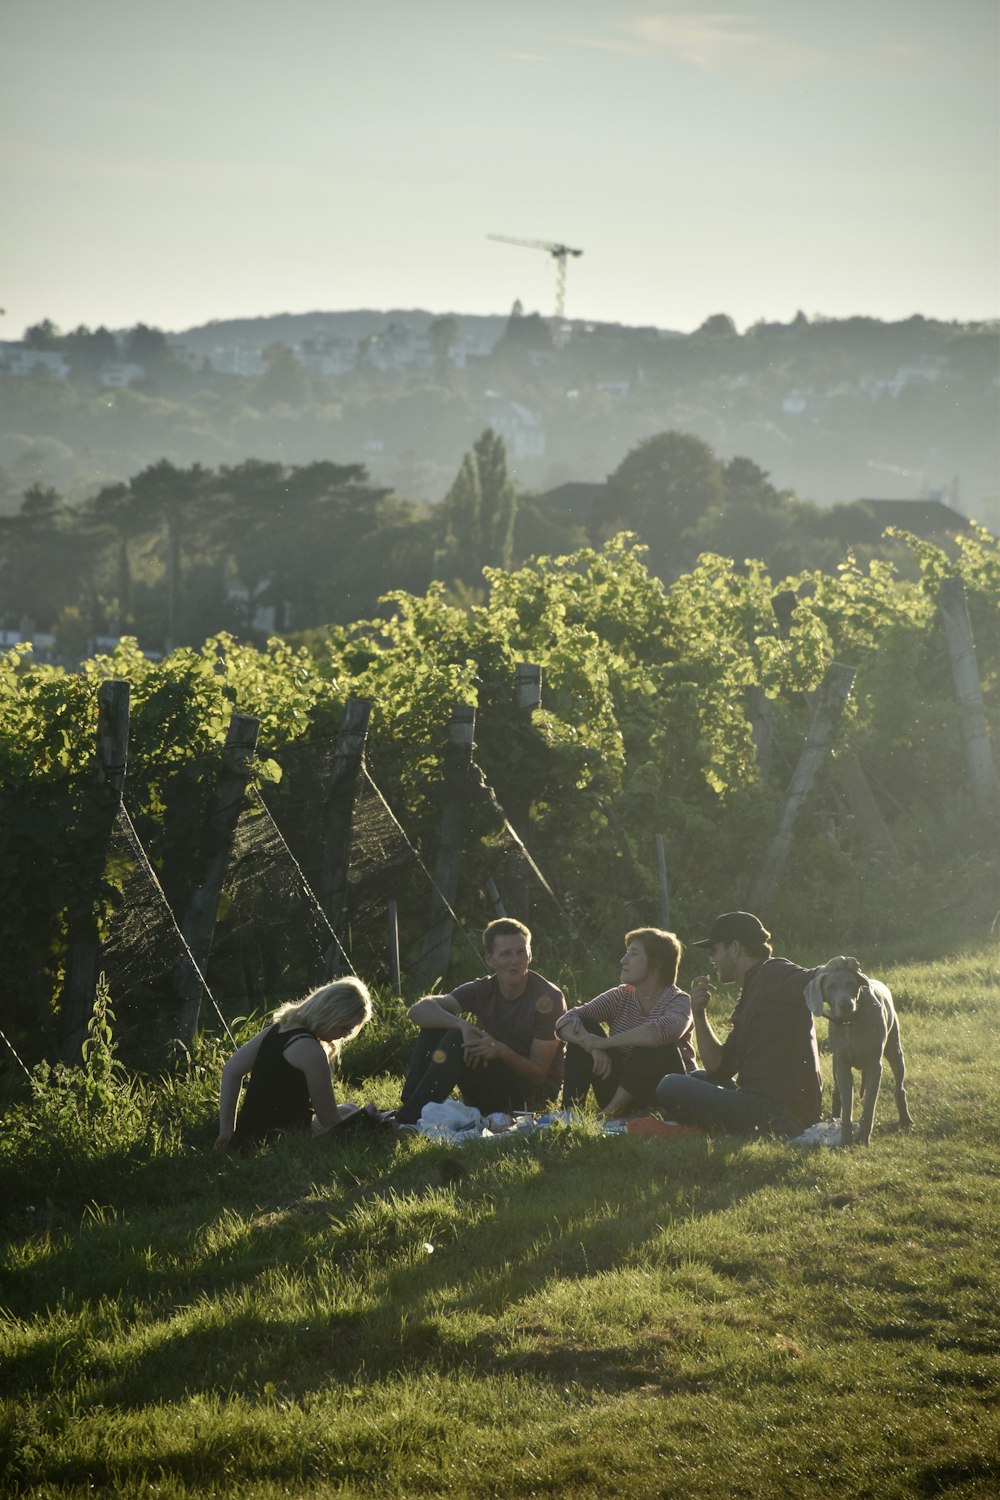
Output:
top-left (231, 1024), bottom-right (323, 1148)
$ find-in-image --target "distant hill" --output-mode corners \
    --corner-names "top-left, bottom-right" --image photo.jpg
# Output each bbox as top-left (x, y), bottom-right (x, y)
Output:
top-left (172, 309), bottom-right (510, 350)
top-left (2, 309), bottom-right (996, 523)
top-left (169, 309), bottom-right (686, 351)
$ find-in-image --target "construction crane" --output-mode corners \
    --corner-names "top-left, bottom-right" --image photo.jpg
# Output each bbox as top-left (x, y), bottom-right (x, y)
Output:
top-left (487, 234), bottom-right (583, 318)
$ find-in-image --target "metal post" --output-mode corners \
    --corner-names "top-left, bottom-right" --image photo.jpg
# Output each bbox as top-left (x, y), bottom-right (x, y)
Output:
top-left (387, 900), bottom-right (401, 996)
top-left (655, 833), bottom-right (671, 929)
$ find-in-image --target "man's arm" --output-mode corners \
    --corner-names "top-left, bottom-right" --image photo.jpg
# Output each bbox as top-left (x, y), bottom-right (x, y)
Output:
top-left (462, 1032), bottom-right (560, 1087)
top-left (408, 994), bottom-right (483, 1042)
top-left (689, 975), bottom-right (727, 1073)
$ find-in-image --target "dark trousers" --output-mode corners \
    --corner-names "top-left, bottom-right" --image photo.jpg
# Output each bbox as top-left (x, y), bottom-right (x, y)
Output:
top-left (656, 1070), bottom-right (799, 1138)
top-left (397, 1028), bottom-right (534, 1125)
top-left (561, 1018), bottom-right (685, 1112)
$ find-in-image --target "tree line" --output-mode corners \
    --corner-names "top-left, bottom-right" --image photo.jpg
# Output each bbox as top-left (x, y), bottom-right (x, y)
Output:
top-left (0, 428), bottom-right (944, 662)
top-left (2, 310), bottom-right (996, 518)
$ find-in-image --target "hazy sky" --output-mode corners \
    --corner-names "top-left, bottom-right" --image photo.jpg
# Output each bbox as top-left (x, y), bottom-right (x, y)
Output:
top-left (3, 0), bottom-right (998, 337)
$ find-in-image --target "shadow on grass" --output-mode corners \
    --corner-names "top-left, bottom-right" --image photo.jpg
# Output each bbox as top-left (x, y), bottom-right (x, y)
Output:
top-left (3, 1125), bottom-right (813, 1407)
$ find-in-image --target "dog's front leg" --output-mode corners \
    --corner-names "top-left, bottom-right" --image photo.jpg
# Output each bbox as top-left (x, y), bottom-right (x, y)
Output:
top-left (834, 1055), bottom-right (854, 1146)
top-left (856, 1059), bottom-right (883, 1147)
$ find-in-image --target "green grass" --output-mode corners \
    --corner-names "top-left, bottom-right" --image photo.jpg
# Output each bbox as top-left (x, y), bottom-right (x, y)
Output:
top-left (1, 946), bottom-right (999, 1498)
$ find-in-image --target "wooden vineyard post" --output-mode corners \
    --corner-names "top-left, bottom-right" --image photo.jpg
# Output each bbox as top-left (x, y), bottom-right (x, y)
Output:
top-left (938, 576), bottom-right (1000, 832)
top-left (173, 712), bottom-right (260, 1048)
top-left (58, 680), bottom-right (131, 1062)
top-left (319, 697), bottom-right (372, 976)
top-left (499, 662), bottom-right (543, 919)
top-left (769, 591), bottom-right (896, 856)
top-left (416, 705), bottom-right (476, 992)
top-left (745, 662), bottom-right (856, 912)
top-left (515, 661), bottom-right (543, 715)
top-left (745, 685), bottom-right (776, 781)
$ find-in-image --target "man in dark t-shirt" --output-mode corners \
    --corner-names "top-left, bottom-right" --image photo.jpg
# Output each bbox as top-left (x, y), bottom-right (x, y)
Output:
top-left (396, 918), bottom-right (566, 1124)
top-left (656, 911), bottom-right (822, 1137)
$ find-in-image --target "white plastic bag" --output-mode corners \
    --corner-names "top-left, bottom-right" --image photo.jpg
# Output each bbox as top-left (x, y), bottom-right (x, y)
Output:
top-left (417, 1100), bottom-right (483, 1136)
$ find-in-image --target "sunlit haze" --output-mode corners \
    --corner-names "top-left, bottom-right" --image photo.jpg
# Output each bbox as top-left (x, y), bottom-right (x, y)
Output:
top-left (3, 0), bottom-right (998, 337)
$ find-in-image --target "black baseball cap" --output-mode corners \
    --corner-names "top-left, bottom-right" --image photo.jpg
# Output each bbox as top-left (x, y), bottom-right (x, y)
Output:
top-left (691, 911), bottom-right (772, 949)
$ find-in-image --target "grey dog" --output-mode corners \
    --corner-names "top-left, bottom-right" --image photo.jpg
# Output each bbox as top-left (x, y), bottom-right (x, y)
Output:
top-left (805, 956), bottom-right (913, 1147)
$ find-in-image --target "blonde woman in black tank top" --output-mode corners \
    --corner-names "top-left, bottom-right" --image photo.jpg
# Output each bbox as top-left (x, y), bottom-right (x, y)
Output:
top-left (216, 978), bottom-right (372, 1149)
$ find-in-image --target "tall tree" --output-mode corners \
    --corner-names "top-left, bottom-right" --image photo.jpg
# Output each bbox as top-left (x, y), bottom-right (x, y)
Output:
top-left (123, 323), bottom-right (173, 372)
top-left (0, 484), bottom-right (95, 632)
top-left (86, 481), bottom-right (143, 628)
top-left (598, 431), bottom-right (726, 572)
top-left (253, 343), bottom-right (310, 408)
top-left (23, 319), bottom-right (60, 350)
top-left (65, 325), bottom-right (120, 374)
top-left (129, 461), bottom-right (212, 651)
top-left (475, 427), bottom-right (518, 571)
top-left (436, 428), bottom-right (520, 584)
top-left (428, 315), bottom-right (459, 377)
top-left (438, 451), bottom-right (483, 582)
top-left (219, 458), bottom-right (399, 630)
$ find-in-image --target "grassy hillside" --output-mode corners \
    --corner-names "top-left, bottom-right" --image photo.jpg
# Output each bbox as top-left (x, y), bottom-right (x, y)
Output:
top-left (2, 943), bottom-right (998, 1498)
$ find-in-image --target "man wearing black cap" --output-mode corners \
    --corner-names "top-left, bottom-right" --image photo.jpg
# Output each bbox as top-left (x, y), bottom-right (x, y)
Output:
top-left (655, 911), bottom-right (821, 1137)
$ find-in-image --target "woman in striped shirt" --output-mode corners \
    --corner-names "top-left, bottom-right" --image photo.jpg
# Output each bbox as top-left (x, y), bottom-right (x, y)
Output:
top-left (556, 928), bottom-right (694, 1119)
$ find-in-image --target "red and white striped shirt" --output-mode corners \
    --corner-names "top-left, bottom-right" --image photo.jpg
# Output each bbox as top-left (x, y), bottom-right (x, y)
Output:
top-left (562, 984), bottom-right (696, 1072)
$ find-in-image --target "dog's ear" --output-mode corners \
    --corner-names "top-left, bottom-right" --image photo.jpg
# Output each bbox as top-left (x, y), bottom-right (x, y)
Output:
top-left (804, 973), bottom-right (826, 1016)
top-left (844, 955), bottom-right (861, 973)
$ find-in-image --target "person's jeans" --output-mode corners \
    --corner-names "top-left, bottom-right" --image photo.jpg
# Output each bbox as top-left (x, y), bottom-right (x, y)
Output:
top-left (562, 1018), bottom-right (685, 1112)
top-left (656, 1070), bottom-right (798, 1138)
top-left (397, 1028), bottom-right (534, 1124)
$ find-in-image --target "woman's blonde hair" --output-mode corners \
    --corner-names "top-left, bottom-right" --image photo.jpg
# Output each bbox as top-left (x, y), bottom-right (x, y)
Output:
top-left (273, 977), bottom-right (372, 1052)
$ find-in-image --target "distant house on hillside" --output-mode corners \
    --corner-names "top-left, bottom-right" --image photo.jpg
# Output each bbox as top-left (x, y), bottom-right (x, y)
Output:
top-left (297, 334), bottom-right (357, 376)
top-left (210, 345), bottom-right (267, 377)
top-left (448, 332), bottom-right (496, 368)
top-left (362, 324), bottom-right (434, 373)
top-left (861, 357), bottom-right (951, 400)
top-left (0, 346), bottom-right (71, 380)
top-left (100, 362), bottom-right (145, 389)
top-left (534, 489), bottom-right (996, 545)
top-left (483, 399), bottom-right (546, 460)
top-left (858, 498), bottom-right (988, 538)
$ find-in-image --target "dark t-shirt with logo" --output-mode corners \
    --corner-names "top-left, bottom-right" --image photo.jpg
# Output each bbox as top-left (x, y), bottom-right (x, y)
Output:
top-left (450, 970), bottom-right (567, 1095)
